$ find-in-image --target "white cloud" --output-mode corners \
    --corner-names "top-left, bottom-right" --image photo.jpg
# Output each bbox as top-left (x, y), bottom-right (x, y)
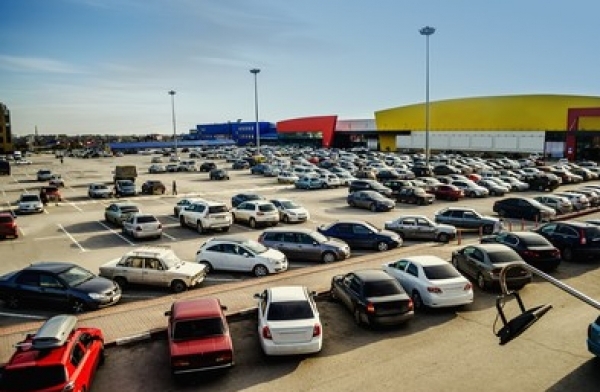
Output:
top-left (0, 55), bottom-right (85, 74)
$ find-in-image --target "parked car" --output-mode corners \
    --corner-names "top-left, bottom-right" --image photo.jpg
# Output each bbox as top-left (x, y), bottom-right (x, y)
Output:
top-left (499, 176), bottom-right (530, 191)
top-left (17, 193), bottom-right (44, 214)
top-left (573, 188), bottom-right (600, 207)
top-left (278, 171), bottom-right (299, 184)
top-left (493, 197), bottom-right (556, 222)
top-left (526, 173), bottom-right (560, 191)
top-left (384, 215), bottom-right (456, 243)
top-left (395, 186), bottom-right (435, 205)
top-left (258, 227), bottom-right (351, 263)
top-left (250, 163), bottom-right (271, 175)
top-left (451, 244), bottom-right (532, 290)
top-left (0, 315), bottom-right (105, 392)
top-left (232, 160), bottom-right (250, 170)
top-left (434, 207), bottom-right (503, 234)
top-left (347, 190), bottom-right (396, 212)
top-left (533, 221), bottom-right (600, 261)
top-left (533, 195), bottom-right (574, 215)
top-left (165, 298), bottom-right (234, 376)
top-left (480, 231), bottom-right (561, 271)
top-left (382, 256), bottom-right (473, 310)
top-left (209, 168), bottom-right (230, 180)
top-left (173, 197), bottom-right (204, 217)
top-left (451, 180), bottom-right (489, 198)
top-left (179, 200), bottom-right (233, 233)
top-left (231, 200), bottom-right (279, 228)
top-left (100, 247), bottom-right (206, 292)
top-left (317, 220), bottom-right (402, 251)
top-left (477, 179), bottom-right (509, 196)
top-left (330, 269), bottom-right (414, 327)
top-left (295, 176), bottom-right (327, 190)
top-left (270, 198), bottom-right (310, 223)
top-left (49, 174), bottom-right (64, 187)
top-left (231, 193), bottom-right (264, 208)
top-left (254, 286), bottom-right (322, 356)
top-left (0, 262), bottom-right (121, 311)
top-left (148, 164), bottom-right (167, 174)
top-left (428, 184), bottom-right (464, 201)
top-left (166, 164), bottom-right (179, 172)
top-left (104, 202), bottom-right (140, 226)
top-left (348, 180), bottom-right (393, 198)
top-left (41, 185), bottom-right (62, 202)
top-left (114, 179), bottom-right (136, 197)
top-left (587, 315), bottom-right (600, 357)
top-left (36, 169), bottom-right (53, 181)
top-left (0, 212), bottom-right (18, 239)
top-left (122, 213), bottom-right (163, 239)
top-left (199, 161), bottom-right (217, 172)
top-left (141, 180), bottom-right (166, 195)
top-left (553, 191), bottom-right (591, 211)
top-left (195, 236), bottom-right (288, 277)
top-left (88, 183), bottom-right (113, 198)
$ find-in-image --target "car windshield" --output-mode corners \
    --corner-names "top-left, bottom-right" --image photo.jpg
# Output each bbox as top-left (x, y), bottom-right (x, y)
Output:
top-left (310, 231), bottom-right (329, 243)
top-left (208, 205), bottom-right (228, 214)
top-left (364, 280), bottom-right (403, 297)
top-left (487, 249), bottom-right (521, 264)
top-left (267, 300), bottom-right (314, 321)
top-left (362, 222), bottom-right (380, 233)
top-left (0, 365), bottom-right (67, 391)
top-left (20, 195), bottom-right (39, 202)
top-left (0, 216), bottom-right (13, 223)
top-left (258, 204), bottom-right (276, 212)
top-left (280, 200), bottom-right (300, 209)
top-left (58, 266), bottom-right (95, 286)
top-left (368, 192), bottom-right (387, 200)
top-left (423, 264), bottom-right (462, 280)
top-left (162, 253), bottom-right (183, 269)
top-left (173, 317), bottom-right (224, 340)
top-left (121, 206), bottom-right (139, 214)
top-left (136, 215), bottom-right (157, 223)
top-left (96, 185), bottom-right (108, 190)
top-left (118, 180), bottom-right (134, 186)
top-left (520, 236), bottom-right (551, 246)
top-left (242, 240), bottom-right (268, 254)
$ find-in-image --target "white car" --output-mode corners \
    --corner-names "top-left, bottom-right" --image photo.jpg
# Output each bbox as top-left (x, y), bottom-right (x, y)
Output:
top-left (498, 176), bottom-right (529, 191)
top-left (48, 175), bottom-right (64, 187)
top-left (195, 236), bottom-right (288, 277)
top-left (270, 199), bottom-right (310, 223)
top-left (173, 197), bottom-right (205, 217)
top-left (451, 180), bottom-right (489, 198)
top-left (122, 213), bottom-right (163, 239)
top-left (254, 286), bottom-right (322, 356)
top-left (17, 194), bottom-right (44, 214)
top-left (231, 200), bottom-right (279, 228)
top-left (382, 255), bottom-right (473, 310)
top-left (278, 171), bottom-right (299, 184)
top-left (88, 183), bottom-right (112, 198)
top-left (319, 174), bottom-right (342, 188)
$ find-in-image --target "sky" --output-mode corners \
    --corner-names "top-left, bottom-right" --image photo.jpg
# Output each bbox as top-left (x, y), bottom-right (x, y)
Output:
top-left (2, 0), bottom-right (600, 137)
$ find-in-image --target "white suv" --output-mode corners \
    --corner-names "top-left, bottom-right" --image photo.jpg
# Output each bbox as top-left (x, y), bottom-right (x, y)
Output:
top-left (231, 200), bottom-right (279, 229)
top-left (179, 200), bottom-right (233, 233)
top-left (195, 237), bottom-right (288, 277)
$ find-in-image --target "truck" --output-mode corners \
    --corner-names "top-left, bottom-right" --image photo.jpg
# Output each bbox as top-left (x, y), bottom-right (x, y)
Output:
top-left (113, 165), bottom-right (137, 183)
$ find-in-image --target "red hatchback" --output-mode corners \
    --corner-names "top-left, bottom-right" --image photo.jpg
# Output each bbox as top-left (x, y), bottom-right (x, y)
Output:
top-left (165, 297), bottom-right (234, 376)
top-left (428, 184), bottom-right (464, 201)
top-left (0, 315), bottom-right (105, 392)
top-left (0, 213), bottom-right (18, 239)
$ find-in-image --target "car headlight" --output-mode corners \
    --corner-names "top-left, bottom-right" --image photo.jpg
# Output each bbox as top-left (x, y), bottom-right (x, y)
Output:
top-left (88, 293), bottom-right (106, 300)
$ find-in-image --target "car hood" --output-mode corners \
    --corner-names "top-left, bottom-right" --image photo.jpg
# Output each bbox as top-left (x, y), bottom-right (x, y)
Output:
top-left (286, 207), bottom-right (308, 214)
top-left (75, 276), bottom-right (118, 293)
top-left (169, 334), bottom-right (232, 357)
top-left (260, 248), bottom-right (286, 261)
top-left (172, 262), bottom-right (207, 276)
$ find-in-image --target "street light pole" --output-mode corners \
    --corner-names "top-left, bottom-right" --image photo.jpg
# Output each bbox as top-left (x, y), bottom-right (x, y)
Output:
top-left (168, 90), bottom-right (177, 157)
top-left (250, 68), bottom-right (261, 155)
top-left (420, 26), bottom-right (435, 167)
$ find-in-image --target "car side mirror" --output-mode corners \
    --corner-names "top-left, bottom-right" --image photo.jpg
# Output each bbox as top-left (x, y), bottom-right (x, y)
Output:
top-left (253, 293), bottom-right (262, 299)
top-left (221, 305), bottom-right (228, 311)
top-left (164, 310), bottom-right (171, 317)
top-left (244, 253), bottom-right (251, 258)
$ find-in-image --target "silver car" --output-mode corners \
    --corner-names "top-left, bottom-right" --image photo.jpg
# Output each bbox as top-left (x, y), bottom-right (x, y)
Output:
top-left (384, 215), bottom-right (456, 243)
top-left (104, 202), bottom-right (140, 226)
top-left (122, 213), bottom-right (162, 239)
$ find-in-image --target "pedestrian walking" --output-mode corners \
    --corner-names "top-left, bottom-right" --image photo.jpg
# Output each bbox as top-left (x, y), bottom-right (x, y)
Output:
top-left (60, 156), bottom-right (64, 164)
top-left (172, 180), bottom-right (177, 195)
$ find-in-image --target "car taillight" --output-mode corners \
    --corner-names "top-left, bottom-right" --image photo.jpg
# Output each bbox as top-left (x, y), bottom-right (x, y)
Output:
top-left (257, 234), bottom-right (264, 242)
top-left (366, 302), bottom-right (375, 313)
top-left (427, 286), bottom-right (442, 293)
top-left (552, 249), bottom-right (561, 257)
top-left (580, 230), bottom-right (587, 245)
top-left (407, 298), bottom-right (414, 311)
top-left (463, 283), bottom-right (472, 291)
top-left (523, 250), bottom-right (539, 258)
top-left (215, 352), bottom-right (233, 363)
top-left (262, 326), bottom-right (272, 339)
top-left (172, 358), bottom-right (191, 367)
top-left (313, 323), bottom-right (321, 337)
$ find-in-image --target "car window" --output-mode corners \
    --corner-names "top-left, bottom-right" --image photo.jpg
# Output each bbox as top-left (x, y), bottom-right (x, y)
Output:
top-left (539, 224), bottom-right (557, 235)
top-left (173, 317), bottom-right (225, 340)
top-left (364, 280), bottom-right (402, 297)
top-left (206, 244), bottom-right (223, 253)
top-left (259, 204), bottom-right (276, 212)
top-left (40, 274), bottom-right (63, 289)
top-left (15, 271), bottom-right (39, 286)
top-left (406, 263), bottom-right (419, 277)
top-left (0, 365), bottom-right (67, 390)
top-left (208, 205), bottom-right (228, 214)
top-left (336, 224), bottom-right (352, 234)
top-left (487, 249), bottom-right (520, 263)
top-left (144, 258), bottom-right (161, 270)
top-left (353, 224), bottom-right (373, 235)
top-left (58, 266), bottom-right (95, 287)
top-left (557, 225), bottom-right (578, 237)
top-left (423, 264), bottom-right (462, 279)
top-left (137, 215), bottom-right (157, 224)
top-left (450, 210), bottom-right (463, 218)
top-left (348, 277), bottom-right (361, 293)
top-left (70, 343), bottom-right (85, 367)
top-left (267, 301), bottom-right (314, 321)
top-left (222, 244), bottom-right (237, 254)
top-left (416, 218), bottom-right (431, 227)
top-left (297, 233), bottom-right (314, 245)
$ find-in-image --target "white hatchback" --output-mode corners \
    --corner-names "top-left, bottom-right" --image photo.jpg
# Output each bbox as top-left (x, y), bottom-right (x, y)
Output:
top-left (122, 213), bottom-right (162, 239)
top-left (254, 286), bottom-right (322, 356)
top-left (231, 200), bottom-right (279, 229)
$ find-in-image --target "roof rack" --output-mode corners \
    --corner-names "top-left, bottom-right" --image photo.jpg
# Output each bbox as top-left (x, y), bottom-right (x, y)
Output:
top-left (31, 315), bottom-right (77, 350)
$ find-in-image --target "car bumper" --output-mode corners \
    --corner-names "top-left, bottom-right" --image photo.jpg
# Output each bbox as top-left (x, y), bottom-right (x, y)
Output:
top-left (132, 230), bottom-right (162, 238)
top-left (94, 293), bottom-right (122, 309)
top-left (261, 337), bottom-right (322, 356)
top-left (172, 362), bottom-right (234, 375)
top-left (285, 215), bottom-right (309, 222)
top-left (18, 206), bottom-right (44, 213)
top-left (527, 257), bottom-right (561, 271)
top-left (426, 291), bottom-right (474, 308)
top-left (367, 311), bottom-right (414, 326)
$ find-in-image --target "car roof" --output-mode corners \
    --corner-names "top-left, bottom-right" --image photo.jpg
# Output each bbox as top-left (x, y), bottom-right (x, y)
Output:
top-left (112, 202), bottom-right (139, 208)
top-left (171, 298), bottom-right (223, 320)
top-left (400, 255), bottom-right (447, 266)
top-left (330, 220), bottom-right (373, 226)
top-left (207, 235), bottom-right (251, 244)
top-left (352, 269), bottom-right (394, 282)
top-left (25, 262), bottom-right (75, 273)
top-left (470, 243), bottom-right (515, 252)
top-left (263, 227), bottom-right (314, 234)
top-left (554, 221), bottom-right (596, 228)
top-left (123, 246), bottom-right (174, 258)
top-left (268, 286), bottom-right (308, 302)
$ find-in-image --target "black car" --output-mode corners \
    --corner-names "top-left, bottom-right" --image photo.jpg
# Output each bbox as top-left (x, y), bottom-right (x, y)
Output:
top-left (199, 162), bottom-right (217, 172)
top-left (140, 180), bottom-right (166, 195)
top-left (526, 173), bottom-right (560, 191)
top-left (375, 169), bottom-right (402, 182)
top-left (232, 160), bottom-right (250, 170)
top-left (480, 231), bottom-right (561, 271)
top-left (493, 197), bottom-right (556, 222)
top-left (0, 262), bottom-right (121, 312)
top-left (533, 221), bottom-right (600, 262)
top-left (209, 168), bottom-right (230, 180)
top-left (433, 165), bottom-right (461, 175)
top-left (451, 244), bottom-right (533, 290)
top-left (396, 187), bottom-right (435, 205)
top-left (348, 180), bottom-right (393, 198)
top-left (381, 180), bottom-right (417, 198)
top-left (317, 220), bottom-right (402, 251)
top-left (411, 165), bottom-right (433, 177)
top-left (330, 269), bottom-right (414, 327)
top-left (231, 193), bottom-right (264, 208)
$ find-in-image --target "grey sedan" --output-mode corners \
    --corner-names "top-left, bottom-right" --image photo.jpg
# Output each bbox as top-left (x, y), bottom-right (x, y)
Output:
top-left (384, 215), bottom-right (456, 243)
top-left (347, 190), bottom-right (395, 212)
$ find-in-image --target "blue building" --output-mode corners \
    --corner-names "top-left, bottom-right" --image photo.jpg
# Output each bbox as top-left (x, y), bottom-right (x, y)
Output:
top-left (185, 121), bottom-right (277, 146)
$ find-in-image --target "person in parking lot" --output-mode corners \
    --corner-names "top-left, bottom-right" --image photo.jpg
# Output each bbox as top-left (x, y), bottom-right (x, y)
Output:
top-left (39, 188), bottom-right (48, 205)
top-left (172, 180), bottom-right (177, 195)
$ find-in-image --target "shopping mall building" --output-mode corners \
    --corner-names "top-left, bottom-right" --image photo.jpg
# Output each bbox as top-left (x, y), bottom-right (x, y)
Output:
top-left (190, 94), bottom-right (600, 160)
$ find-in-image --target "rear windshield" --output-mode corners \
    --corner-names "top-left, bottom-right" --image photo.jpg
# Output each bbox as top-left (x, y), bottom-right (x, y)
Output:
top-left (121, 206), bottom-right (139, 213)
top-left (0, 216), bottom-right (13, 223)
top-left (487, 249), bottom-right (521, 264)
top-left (584, 226), bottom-right (600, 240)
top-left (520, 236), bottom-right (551, 247)
top-left (208, 205), bottom-right (228, 214)
top-left (0, 365), bottom-right (67, 391)
top-left (267, 300), bottom-right (314, 321)
top-left (137, 216), bottom-right (157, 223)
top-left (21, 195), bottom-right (40, 202)
top-left (364, 280), bottom-right (403, 297)
top-left (423, 264), bottom-right (462, 280)
top-left (259, 204), bottom-right (276, 212)
top-left (173, 317), bottom-right (224, 340)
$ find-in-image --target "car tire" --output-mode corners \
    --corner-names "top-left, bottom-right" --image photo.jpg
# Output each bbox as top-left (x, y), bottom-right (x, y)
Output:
top-left (437, 233), bottom-right (450, 243)
top-left (321, 251), bottom-right (336, 264)
top-left (179, 216), bottom-right (186, 228)
top-left (477, 274), bottom-right (487, 290)
top-left (70, 299), bottom-right (86, 314)
top-left (171, 280), bottom-right (187, 293)
top-left (114, 277), bottom-right (127, 289)
top-left (249, 218), bottom-right (257, 229)
top-left (200, 261), bottom-right (213, 273)
top-left (283, 215), bottom-right (290, 223)
top-left (353, 307), bottom-right (364, 326)
top-left (562, 247), bottom-right (574, 262)
top-left (253, 264), bottom-right (269, 277)
top-left (222, 226), bottom-right (230, 232)
top-left (370, 203), bottom-right (377, 212)
top-left (376, 241), bottom-right (389, 252)
top-left (196, 221), bottom-right (205, 234)
top-left (412, 291), bottom-right (424, 311)
top-left (483, 225), bottom-right (494, 235)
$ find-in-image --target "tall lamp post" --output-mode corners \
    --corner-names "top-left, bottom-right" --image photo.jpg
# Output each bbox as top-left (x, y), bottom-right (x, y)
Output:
top-left (250, 68), bottom-right (261, 155)
top-left (168, 90), bottom-right (177, 157)
top-left (419, 26), bottom-right (435, 167)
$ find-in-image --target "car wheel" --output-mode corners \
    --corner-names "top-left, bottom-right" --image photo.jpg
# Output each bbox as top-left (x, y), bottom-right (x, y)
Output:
top-left (437, 233), bottom-right (450, 243)
top-left (179, 216), bottom-right (186, 228)
top-left (376, 241), bottom-right (389, 252)
top-left (5, 294), bottom-right (19, 309)
top-left (200, 261), bottom-right (213, 273)
top-left (222, 226), bottom-right (230, 232)
top-left (283, 215), bottom-right (290, 223)
top-left (483, 225), bottom-right (494, 235)
top-left (353, 307), bottom-right (364, 326)
top-left (171, 280), bottom-right (187, 293)
top-left (562, 247), bottom-right (574, 262)
top-left (114, 277), bottom-right (127, 289)
top-left (321, 251), bottom-right (336, 264)
top-left (196, 220), bottom-right (205, 234)
top-left (253, 264), bottom-right (269, 277)
top-left (231, 213), bottom-right (237, 222)
top-left (348, 200), bottom-right (355, 207)
top-left (70, 299), bottom-right (86, 314)
top-left (370, 203), bottom-right (377, 212)
top-left (329, 286), bottom-right (338, 301)
top-left (477, 274), bottom-right (487, 290)
top-left (249, 218), bottom-right (257, 229)
top-left (412, 291), bottom-right (424, 311)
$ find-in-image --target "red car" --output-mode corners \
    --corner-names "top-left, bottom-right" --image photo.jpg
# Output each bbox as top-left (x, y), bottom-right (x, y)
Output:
top-left (428, 184), bottom-right (464, 201)
top-left (165, 298), bottom-right (234, 376)
top-left (0, 315), bottom-right (105, 392)
top-left (0, 212), bottom-right (18, 238)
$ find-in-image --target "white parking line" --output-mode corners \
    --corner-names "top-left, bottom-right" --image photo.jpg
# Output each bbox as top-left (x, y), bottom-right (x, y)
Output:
top-left (57, 223), bottom-right (87, 252)
top-left (66, 201), bottom-right (84, 212)
top-left (204, 277), bottom-right (244, 282)
top-left (35, 235), bottom-right (70, 241)
top-left (162, 232), bottom-right (177, 241)
top-left (120, 294), bottom-right (160, 299)
top-left (0, 312), bottom-right (47, 320)
top-left (96, 220), bottom-right (135, 246)
top-left (164, 216), bottom-right (179, 222)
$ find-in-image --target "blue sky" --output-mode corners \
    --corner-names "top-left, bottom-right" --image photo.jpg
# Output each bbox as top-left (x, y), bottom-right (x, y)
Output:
top-left (2, 0), bottom-right (600, 136)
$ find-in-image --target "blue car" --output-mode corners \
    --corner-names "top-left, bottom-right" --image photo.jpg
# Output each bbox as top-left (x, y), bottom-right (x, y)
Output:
top-left (295, 177), bottom-right (326, 190)
top-left (587, 316), bottom-right (600, 356)
top-left (317, 220), bottom-right (402, 252)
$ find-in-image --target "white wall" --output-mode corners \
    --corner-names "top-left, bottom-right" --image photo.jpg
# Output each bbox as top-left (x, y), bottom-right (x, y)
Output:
top-left (395, 131), bottom-right (545, 153)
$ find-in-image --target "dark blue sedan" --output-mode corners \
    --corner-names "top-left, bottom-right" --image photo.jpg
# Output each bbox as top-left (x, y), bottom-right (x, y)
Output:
top-left (317, 220), bottom-right (402, 251)
top-left (587, 316), bottom-right (600, 357)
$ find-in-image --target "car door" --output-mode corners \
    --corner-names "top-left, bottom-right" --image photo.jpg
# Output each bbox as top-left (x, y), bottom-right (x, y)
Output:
top-left (122, 216), bottom-right (134, 234)
top-left (352, 223), bottom-right (375, 248)
top-left (330, 223), bottom-right (354, 247)
top-left (236, 245), bottom-right (256, 272)
top-left (213, 243), bottom-right (238, 271)
top-left (142, 258), bottom-right (167, 287)
top-left (537, 223), bottom-right (558, 244)
top-left (415, 217), bottom-right (437, 240)
top-left (402, 262), bottom-right (421, 294)
top-left (296, 232), bottom-right (320, 262)
top-left (554, 224), bottom-right (579, 249)
top-left (399, 217), bottom-right (418, 239)
top-left (120, 256), bottom-right (145, 285)
top-left (339, 274), bottom-right (360, 310)
top-left (459, 247), bottom-right (479, 279)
